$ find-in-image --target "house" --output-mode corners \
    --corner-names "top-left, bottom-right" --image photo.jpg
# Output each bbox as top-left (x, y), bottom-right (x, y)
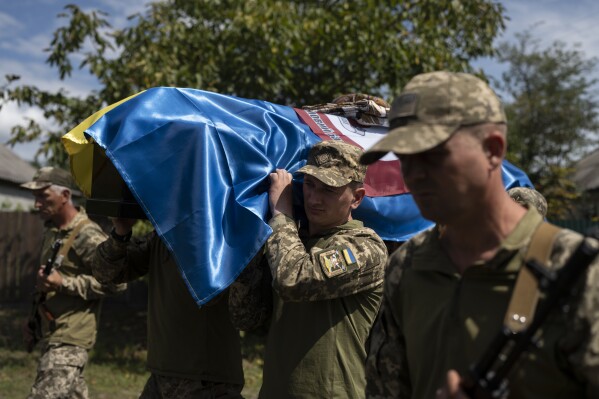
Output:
top-left (0, 143), bottom-right (36, 210)
top-left (573, 147), bottom-right (599, 221)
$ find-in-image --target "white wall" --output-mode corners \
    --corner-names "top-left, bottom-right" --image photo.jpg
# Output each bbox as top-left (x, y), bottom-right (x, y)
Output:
top-left (0, 184), bottom-right (34, 211)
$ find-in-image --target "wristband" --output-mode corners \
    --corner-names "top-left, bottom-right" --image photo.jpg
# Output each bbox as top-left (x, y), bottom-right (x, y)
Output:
top-left (110, 228), bottom-right (132, 243)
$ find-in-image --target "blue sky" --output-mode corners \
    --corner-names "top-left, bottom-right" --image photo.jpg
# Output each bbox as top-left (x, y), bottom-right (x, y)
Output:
top-left (2, 0), bottom-right (599, 161)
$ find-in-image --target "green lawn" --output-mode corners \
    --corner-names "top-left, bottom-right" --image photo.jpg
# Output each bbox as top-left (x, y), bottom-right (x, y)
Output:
top-left (0, 302), bottom-right (264, 399)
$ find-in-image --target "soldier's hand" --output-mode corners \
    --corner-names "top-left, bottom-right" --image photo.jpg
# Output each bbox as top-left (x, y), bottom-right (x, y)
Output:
top-left (110, 217), bottom-right (136, 236)
top-left (36, 267), bottom-right (63, 292)
top-left (268, 169), bottom-right (293, 218)
top-left (436, 370), bottom-right (472, 399)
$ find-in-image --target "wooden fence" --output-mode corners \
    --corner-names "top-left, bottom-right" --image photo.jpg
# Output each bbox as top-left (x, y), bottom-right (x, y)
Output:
top-left (0, 211), bottom-right (147, 306)
top-left (0, 212), bottom-right (43, 302)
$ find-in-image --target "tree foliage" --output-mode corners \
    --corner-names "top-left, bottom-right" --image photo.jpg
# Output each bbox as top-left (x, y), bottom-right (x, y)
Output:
top-left (495, 30), bottom-right (599, 219)
top-left (1, 0), bottom-right (506, 165)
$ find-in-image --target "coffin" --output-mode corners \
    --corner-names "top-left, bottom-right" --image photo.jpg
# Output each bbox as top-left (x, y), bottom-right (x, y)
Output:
top-left (85, 142), bottom-right (147, 219)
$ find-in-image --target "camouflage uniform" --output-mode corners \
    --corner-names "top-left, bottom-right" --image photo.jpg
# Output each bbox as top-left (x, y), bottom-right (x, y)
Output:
top-left (508, 187), bottom-right (548, 217)
top-left (237, 140), bottom-right (389, 398)
top-left (228, 250), bottom-right (273, 332)
top-left (28, 209), bottom-right (126, 399)
top-left (365, 209), bottom-right (599, 398)
top-left (94, 232), bottom-right (244, 399)
top-left (360, 72), bottom-right (599, 398)
top-left (302, 93), bottom-right (390, 127)
top-left (259, 215), bottom-right (387, 399)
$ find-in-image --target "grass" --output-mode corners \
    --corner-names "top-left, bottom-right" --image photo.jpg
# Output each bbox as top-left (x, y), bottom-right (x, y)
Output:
top-left (0, 301), bottom-right (265, 399)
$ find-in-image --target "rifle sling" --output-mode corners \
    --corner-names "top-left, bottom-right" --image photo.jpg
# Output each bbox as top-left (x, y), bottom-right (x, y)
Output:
top-left (503, 222), bottom-right (561, 333)
top-left (56, 218), bottom-right (92, 260)
top-left (38, 218), bottom-right (92, 325)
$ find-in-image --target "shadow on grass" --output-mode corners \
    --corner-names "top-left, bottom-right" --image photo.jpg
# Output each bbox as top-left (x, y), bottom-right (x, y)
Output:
top-left (0, 299), bottom-right (266, 397)
top-left (89, 302), bottom-right (148, 375)
top-left (0, 301), bottom-right (148, 374)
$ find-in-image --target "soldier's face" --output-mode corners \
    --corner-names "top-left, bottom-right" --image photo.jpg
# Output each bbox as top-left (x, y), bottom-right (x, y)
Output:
top-left (303, 175), bottom-right (359, 234)
top-left (32, 187), bottom-right (67, 222)
top-left (398, 129), bottom-right (490, 224)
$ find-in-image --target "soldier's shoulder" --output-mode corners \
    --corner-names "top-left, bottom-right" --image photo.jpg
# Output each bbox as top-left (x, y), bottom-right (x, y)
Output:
top-left (383, 228), bottom-right (436, 294)
top-left (349, 225), bottom-right (385, 243)
top-left (549, 227), bottom-right (587, 267)
top-left (388, 227), bottom-right (435, 269)
top-left (75, 217), bottom-right (108, 246)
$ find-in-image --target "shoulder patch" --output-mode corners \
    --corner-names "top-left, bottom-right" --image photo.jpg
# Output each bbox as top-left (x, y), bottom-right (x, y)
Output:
top-left (317, 246), bottom-right (358, 278)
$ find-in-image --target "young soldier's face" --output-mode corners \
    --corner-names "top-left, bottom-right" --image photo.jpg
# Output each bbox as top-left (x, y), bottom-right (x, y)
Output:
top-left (398, 129), bottom-right (490, 225)
top-left (302, 175), bottom-right (357, 234)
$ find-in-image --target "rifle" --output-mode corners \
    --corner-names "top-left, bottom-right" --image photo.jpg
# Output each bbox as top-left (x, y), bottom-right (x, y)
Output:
top-left (463, 234), bottom-right (599, 399)
top-left (25, 239), bottom-right (63, 352)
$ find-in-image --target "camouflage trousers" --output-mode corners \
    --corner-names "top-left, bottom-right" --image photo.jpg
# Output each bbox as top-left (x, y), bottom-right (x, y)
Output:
top-left (140, 373), bottom-right (244, 399)
top-left (27, 343), bottom-right (89, 399)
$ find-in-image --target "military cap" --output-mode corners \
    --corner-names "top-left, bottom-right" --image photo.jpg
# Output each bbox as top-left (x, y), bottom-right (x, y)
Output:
top-left (508, 187), bottom-right (548, 217)
top-left (302, 93), bottom-right (390, 128)
top-left (298, 140), bottom-right (366, 187)
top-left (21, 166), bottom-right (80, 194)
top-left (361, 71), bottom-right (506, 164)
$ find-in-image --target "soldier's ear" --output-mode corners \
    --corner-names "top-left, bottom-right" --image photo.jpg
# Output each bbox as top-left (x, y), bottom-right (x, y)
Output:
top-left (483, 132), bottom-right (505, 170)
top-left (60, 188), bottom-right (71, 203)
top-left (350, 187), bottom-right (366, 209)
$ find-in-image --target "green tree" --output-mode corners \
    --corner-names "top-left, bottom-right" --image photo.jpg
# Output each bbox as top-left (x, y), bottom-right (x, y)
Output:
top-left (1, 0), bottom-right (506, 165)
top-left (495, 30), bottom-right (599, 219)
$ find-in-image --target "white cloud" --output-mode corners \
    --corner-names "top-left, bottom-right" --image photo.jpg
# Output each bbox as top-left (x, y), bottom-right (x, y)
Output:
top-left (0, 0), bottom-right (154, 162)
top-left (0, 57), bottom-right (99, 96)
top-left (0, 33), bottom-right (50, 60)
top-left (501, 0), bottom-right (599, 60)
top-left (0, 11), bottom-right (23, 36)
top-left (79, 0), bottom-right (152, 30)
top-left (0, 102), bottom-right (52, 161)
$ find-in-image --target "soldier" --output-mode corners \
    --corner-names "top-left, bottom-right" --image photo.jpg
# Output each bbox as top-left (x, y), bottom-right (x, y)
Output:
top-left (249, 140), bottom-right (388, 398)
top-left (93, 218), bottom-right (244, 399)
top-left (21, 166), bottom-right (126, 399)
top-left (508, 186), bottom-right (548, 217)
top-left (361, 71), bottom-right (599, 398)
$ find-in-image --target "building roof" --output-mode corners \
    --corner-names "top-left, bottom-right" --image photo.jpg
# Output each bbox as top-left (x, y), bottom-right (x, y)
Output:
top-left (574, 148), bottom-right (599, 192)
top-left (0, 143), bottom-right (36, 184)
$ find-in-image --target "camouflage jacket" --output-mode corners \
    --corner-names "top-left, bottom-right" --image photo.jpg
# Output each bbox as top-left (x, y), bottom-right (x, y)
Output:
top-left (258, 214), bottom-right (388, 398)
top-left (229, 214), bottom-right (389, 331)
top-left (41, 209), bottom-right (126, 349)
top-left (228, 249), bottom-right (273, 332)
top-left (302, 94), bottom-right (390, 127)
top-left (266, 213), bottom-right (387, 301)
top-left (365, 209), bottom-right (599, 399)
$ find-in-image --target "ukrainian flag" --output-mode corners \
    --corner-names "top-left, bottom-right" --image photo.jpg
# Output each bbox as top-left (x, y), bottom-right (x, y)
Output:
top-left (62, 87), bottom-right (532, 305)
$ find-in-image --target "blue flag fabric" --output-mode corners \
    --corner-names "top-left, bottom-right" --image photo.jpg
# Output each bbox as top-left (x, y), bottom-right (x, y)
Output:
top-left (75, 87), bottom-right (532, 305)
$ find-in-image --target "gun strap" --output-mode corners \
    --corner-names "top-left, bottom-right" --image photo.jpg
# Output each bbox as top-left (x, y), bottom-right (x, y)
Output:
top-left (503, 222), bottom-right (561, 333)
top-left (56, 218), bottom-right (92, 260)
top-left (38, 218), bottom-right (92, 324)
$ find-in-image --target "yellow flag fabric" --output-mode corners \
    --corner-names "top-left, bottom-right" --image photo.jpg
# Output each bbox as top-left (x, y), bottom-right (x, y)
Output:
top-left (61, 91), bottom-right (144, 196)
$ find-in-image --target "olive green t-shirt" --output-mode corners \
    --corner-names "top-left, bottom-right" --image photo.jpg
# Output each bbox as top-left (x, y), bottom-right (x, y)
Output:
top-left (94, 233), bottom-right (243, 384)
top-left (41, 209), bottom-right (121, 349)
top-left (366, 208), bottom-right (599, 398)
top-left (260, 217), bottom-right (388, 398)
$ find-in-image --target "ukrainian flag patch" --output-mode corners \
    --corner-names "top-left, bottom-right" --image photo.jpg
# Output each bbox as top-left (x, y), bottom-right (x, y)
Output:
top-left (343, 248), bottom-right (356, 265)
top-left (317, 246), bottom-right (357, 278)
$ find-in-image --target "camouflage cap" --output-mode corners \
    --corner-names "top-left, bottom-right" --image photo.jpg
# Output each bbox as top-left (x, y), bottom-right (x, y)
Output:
top-left (20, 166), bottom-right (79, 193)
top-left (508, 187), bottom-right (548, 217)
top-left (360, 71), bottom-right (506, 164)
top-left (297, 140), bottom-right (366, 187)
top-left (302, 93), bottom-right (390, 128)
